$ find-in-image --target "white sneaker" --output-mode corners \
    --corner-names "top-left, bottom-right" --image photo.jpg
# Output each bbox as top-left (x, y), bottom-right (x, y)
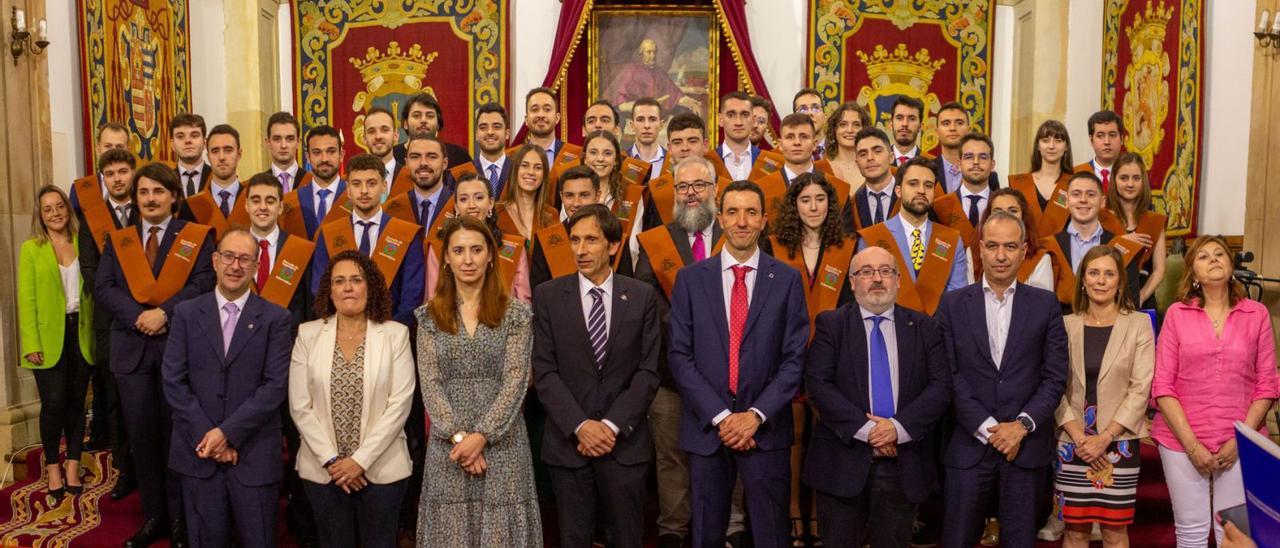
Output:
top-left (1036, 514), bottom-right (1064, 541)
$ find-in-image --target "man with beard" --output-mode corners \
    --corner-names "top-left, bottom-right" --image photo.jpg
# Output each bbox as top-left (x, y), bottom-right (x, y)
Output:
top-left (628, 97), bottom-right (666, 180)
top-left (383, 134), bottom-right (455, 238)
top-left (718, 91), bottom-right (761, 181)
top-left (310, 153), bottom-right (425, 327)
top-left (473, 103), bottom-right (512, 198)
top-left (750, 96), bottom-right (774, 151)
top-left (391, 93), bottom-right (471, 169)
top-left (888, 96), bottom-right (933, 167)
top-left (185, 125), bottom-right (251, 239)
top-left (259, 112), bottom-right (307, 194)
top-left (935, 103), bottom-right (1001, 194)
top-left (583, 99), bottom-right (621, 137)
top-left (932, 132), bottom-right (999, 278)
top-left (610, 38), bottom-right (701, 116)
top-left (1036, 172), bottom-right (1142, 307)
top-left (844, 128), bottom-right (901, 233)
top-left (363, 106), bottom-right (401, 186)
top-left (279, 126), bottom-right (347, 239)
top-left (524, 87), bottom-right (583, 169)
top-left (76, 146), bottom-right (138, 499)
top-left (857, 156), bottom-right (967, 316)
top-left (793, 88), bottom-right (829, 160)
top-left (1074, 110), bottom-right (1125, 190)
top-left (171, 113), bottom-right (211, 198)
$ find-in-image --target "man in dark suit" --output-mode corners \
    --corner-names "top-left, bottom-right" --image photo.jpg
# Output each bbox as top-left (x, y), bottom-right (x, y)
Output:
top-left (392, 92), bottom-right (472, 169)
top-left (163, 229), bottom-right (292, 547)
top-left (96, 162), bottom-right (217, 548)
top-left (533, 204), bottom-right (661, 548)
top-left (171, 113), bottom-right (212, 199)
top-left (473, 102), bottom-right (512, 198)
top-left (937, 211), bottom-right (1068, 548)
top-left (260, 111), bottom-right (308, 194)
top-left (802, 246), bottom-right (952, 547)
top-left (669, 180), bottom-right (809, 548)
top-left (75, 147), bottom-right (139, 499)
top-left (935, 103), bottom-right (1002, 194)
top-left (363, 106), bottom-right (403, 184)
top-left (843, 128), bottom-right (899, 234)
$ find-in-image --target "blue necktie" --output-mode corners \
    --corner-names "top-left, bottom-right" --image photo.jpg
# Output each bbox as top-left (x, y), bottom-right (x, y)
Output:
top-left (218, 190), bottom-right (232, 219)
top-left (357, 220), bottom-right (373, 257)
top-left (587, 287), bottom-right (607, 369)
top-left (419, 199), bottom-right (432, 227)
top-left (316, 188), bottom-right (332, 222)
top-left (869, 316), bottom-right (894, 417)
top-left (487, 165), bottom-right (500, 195)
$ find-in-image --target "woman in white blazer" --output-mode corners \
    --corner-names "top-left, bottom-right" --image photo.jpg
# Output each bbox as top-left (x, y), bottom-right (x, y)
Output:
top-left (289, 250), bottom-right (415, 548)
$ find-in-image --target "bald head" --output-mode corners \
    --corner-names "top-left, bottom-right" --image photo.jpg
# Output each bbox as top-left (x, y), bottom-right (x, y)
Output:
top-left (850, 246), bottom-right (900, 313)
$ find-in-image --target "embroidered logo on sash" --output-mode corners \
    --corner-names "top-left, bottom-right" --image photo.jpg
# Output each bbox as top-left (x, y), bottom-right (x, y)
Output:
top-left (948, 212), bottom-right (961, 225)
top-left (379, 236), bottom-right (403, 260)
top-left (1054, 190), bottom-right (1068, 208)
top-left (500, 242), bottom-right (517, 260)
top-left (278, 260), bottom-right (299, 285)
top-left (820, 265), bottom-right (842, 290)
top-left (561, 152), bottom-right (579, 165)
top-left (176, 239), bottom-right (197, 261)
top-left (118, 234), bottom-right (136, 247)
top-left (931, 239), bottom-right (952, 260)
top-left (548, 233), bottom-right (565, 246)
top-left (282, 201), bottom-right (296, 214)
top-left (333, 235), bottom-right (349, 248)
top-left (385, 199), bottom-right (403, 214)
top-left (618, 200), bottom-right (634, 220)
top-left (660, 258), bottom-right (678, 272)
top-left (762, 157), bottom-right (782, 173)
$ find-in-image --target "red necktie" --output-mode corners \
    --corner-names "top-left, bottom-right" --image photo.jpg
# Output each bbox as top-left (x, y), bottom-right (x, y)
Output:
top-left (728, 265), bottom-right (751, 395)
top-left (256, 239), bottom-right (271, 291)
top-left (897, 155), bottom-right (909, 166)
top-left (144, 226), bottom-right (160, 267)
top-left (1100, 168), bottom-right (1110, 191)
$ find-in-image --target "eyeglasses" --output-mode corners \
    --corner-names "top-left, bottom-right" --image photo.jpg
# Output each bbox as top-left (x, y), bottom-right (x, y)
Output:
top-left (674, 181), bottom-right (713, 194)
top-left (853, 266), bottom-right (898, 279)
top-left (796, 105), bottom-right (823, 114)
top-left (961, 152), bottom-right (992, 162)
top-left (215, 251), bottom-right (258, 267)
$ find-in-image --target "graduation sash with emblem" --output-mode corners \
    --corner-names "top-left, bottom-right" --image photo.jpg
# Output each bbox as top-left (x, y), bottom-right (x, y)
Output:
top-left (620, 157), bottom-right (651, 187)
top-left (611, 184), bottom-right (647, 270)
top-left (768, 235), bottom-right (856, 335)
top-left (389, 166), bottom-right (414, 197)
top-left (321, 217), bottom-right (420, 285)
top-left (74, 175), bottom-right (119, 251)
top-left (495, 233), bottom-right (524, 293)
top-left (1039, 232), bottom-right (1143, 304)
top-left (1010, 172), bottom-right (1073, 238)
top-left (186, 188), bottom-right (250, 239)
top-left (110, 222), bottom-right (212, 306)
top-left (535, 223), bottom-right (577, 279)
top-left (258, 235), bottom-right (316, 308)
top-left (858, 222), bottom-right (960, 316)
top-left (546, 144), bottom-right (586, 198)
top-left (637, 226), bottom-right (725, 299)
top-left (747, 150), bottom-right (785, 181)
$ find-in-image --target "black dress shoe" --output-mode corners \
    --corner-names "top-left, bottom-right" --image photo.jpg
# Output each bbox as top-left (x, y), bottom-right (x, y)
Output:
top-left (656, 533), bottom-right (683, 548)
top-left (123, 518), bottom-right (169, 548)
top-left (84, 437), bottom-right (110, 452)
top-left (727, 531), bottom-right (753, 548)
top-left (109, 474), bottom-right (136, 500)
top-left (170, 519), bottom-right (189, 548)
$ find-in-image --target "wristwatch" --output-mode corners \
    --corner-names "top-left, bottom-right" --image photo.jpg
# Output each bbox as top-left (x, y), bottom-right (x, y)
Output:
top-left (1016, 415), bottom-right (1034, 432)
top-left (451, 431), bottom-right (467, 445)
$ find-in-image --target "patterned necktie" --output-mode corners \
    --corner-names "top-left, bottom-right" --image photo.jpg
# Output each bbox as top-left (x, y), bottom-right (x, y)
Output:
top-left (316, 188), bottom-right (332, 221)
top-left (692, 231), bottom-right (706, 262)
top-left (587, 287), bottom-right (607, 369)
top-left (728, 265), bottom-right (752, 395)
top-left (487, 165), bottom-right (500, 195)
top-left (967, 195), bottom-right (982, 228)
top-left (278, 172), bottom-right (291, 194)
top-left (256, 239), bottom-right (271, 291)
top-left (218, 190), bottom-right (232, 219)
top-left (1100, 168), bottom-right (1110, 191)
top-left (184, 171), bottom-right (198, 197)
top-left (221, 302), bottom-right (240, 355)
top-left (357, 220), bottom-right (374, 257)
top-left (897, 155), bottom-right (909, 167)
top-left (910, 228), bottom-right (924, 273)
top-left (145, 225), bottom-right (161, 267)
top-left (868, 316), bottom-right (894, 417)
top-left (871, 191), bottom-right (886, 224)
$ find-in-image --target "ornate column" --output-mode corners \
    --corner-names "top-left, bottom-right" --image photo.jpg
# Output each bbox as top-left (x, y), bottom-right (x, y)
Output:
top-left (1002, 0), bottom-right (1070, 173)
top-left (222, 0), bottom-right (285, 172)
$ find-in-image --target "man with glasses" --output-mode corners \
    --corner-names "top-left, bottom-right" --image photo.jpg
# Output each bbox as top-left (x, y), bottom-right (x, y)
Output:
top-left (793, 88), bottom-right (829, 160)
top-left (803, 245), bottom-right (952, 547)
top-left (749, 96), bottom-right (774, 151)
top-left (934, 104), bottom-right (1002, 194)
top-left (932, 132), bottom-right (1000, 278)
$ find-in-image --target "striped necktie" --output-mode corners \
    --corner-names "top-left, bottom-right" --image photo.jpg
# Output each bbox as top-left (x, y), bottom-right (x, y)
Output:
top-left (587, 287), bottom-right (607, 369)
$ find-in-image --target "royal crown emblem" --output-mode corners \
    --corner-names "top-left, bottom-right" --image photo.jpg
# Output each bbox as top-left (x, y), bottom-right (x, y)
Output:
top-left (350, 42), bottom-right (440, 153)
top-left (1121, 0), bottom-right (1174, 169)
top-left (854, 44), bottom-right (945, 152)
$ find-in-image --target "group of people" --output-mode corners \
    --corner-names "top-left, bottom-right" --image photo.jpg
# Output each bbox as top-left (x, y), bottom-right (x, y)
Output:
top-left (15, 84), bottom-right (1277, 548)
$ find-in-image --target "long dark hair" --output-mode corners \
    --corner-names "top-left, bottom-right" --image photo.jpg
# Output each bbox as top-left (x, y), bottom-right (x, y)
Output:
top-left (1029, 120), bottom-right (1073, 173)
top-left (313, 250), bottom-right (392, 323)
top-left (498, 144), bottom-right (555, 229)
top-left (583, 130), bottom-right (623, 203)
top-left (1106, 152), bottom-right (1153, 225)
top-left (773, 171), bottom-right (845, 256)
top-left (824, 102), bottom-right (871, 159)
top-left (427, 216), bottom-right (510, 334)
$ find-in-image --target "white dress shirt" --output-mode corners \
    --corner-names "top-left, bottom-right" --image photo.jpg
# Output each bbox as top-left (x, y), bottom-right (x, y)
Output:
top-left (892, 145), bottom-right (920, 162)
top-left (352, 209), bottom-right (384, 253)
top-left (712, 248), bottom-right (766, 425)
top-left (108, 197), bottom-right (132, 227)
top-left (974, 278), bottom-right (1036, 443)
top-left (479, 155), bottom-right (506, 185)
top-left (413, 185), bottom-right (445, 226)
top-left (209, 179), bottom-right (241, 207)
top-left (271, 163), bottom-right (301, 193)
top-left (141, 216), bottom-right (173, 247)
top-left (851, 306), bottom-right (912, 444)
top-left (310, 178), bottom-right (342, 219)
top-left (575, 272), bottom-right (620, 435)
top-left (177, 162), bottom-right (206, 198)
top-left (720, 142), bottom-right (753, 181)
top-left (629, 144), bottom-right (665, 180)
top-left (898, 214), bottom-right (929, 246)
top-left (254, 225), bottom-right (281, 270)
top-left (686, 224), bottom-right (715, 257)
top-left (60, 260), bottom-right (81, 314)
top-left (958, 184), bottom-right (991, 224)
top-left (783, 164), bottom-right (812, 184)
top-left (383, 157), bottom-right (397, 183)
top-left (864, 178), bottom-right (896, 223)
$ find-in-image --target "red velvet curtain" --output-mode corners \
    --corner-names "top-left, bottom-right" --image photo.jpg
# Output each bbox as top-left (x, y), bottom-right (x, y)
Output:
top-left (713, 0), bottom-right (780, 136)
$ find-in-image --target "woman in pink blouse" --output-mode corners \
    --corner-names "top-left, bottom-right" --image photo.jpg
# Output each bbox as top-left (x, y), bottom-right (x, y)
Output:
top-left (1152, 235), bottom-right (1279, 547)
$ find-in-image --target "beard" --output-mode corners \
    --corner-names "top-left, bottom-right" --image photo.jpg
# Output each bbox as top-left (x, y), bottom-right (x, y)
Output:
top-left (674, 198), bottom-right (716, 234)
top-left (902, 196), bottom-right (930, 217)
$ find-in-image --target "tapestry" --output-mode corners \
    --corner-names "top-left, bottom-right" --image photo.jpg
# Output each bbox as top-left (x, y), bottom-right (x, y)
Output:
top-left (292, 0), bottom-right (509, 158)
top-left (1102, 0), bottom-right (1204, 237)
top-left (77, 0), bottom-right (192, 165)
top-left (807, 1), bottom-right (995, 151)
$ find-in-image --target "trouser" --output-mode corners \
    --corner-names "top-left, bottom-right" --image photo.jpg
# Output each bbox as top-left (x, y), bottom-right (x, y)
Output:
top-left (282, 406), bottom-right (318, 542)
top-left (91, 326), bottom-right (131, 475)
top-left (650, 386), bottom-right (746, 538)
top-left (180, 471), bottom-right (278, 548)
top-left (814, 459), bottom-right (916, 548)
top-left (116, 366), bottom-right (182, 522)
top-left (689, 446), bottom-right (790, 548)
top-left (1159, 445), bottom-right (1245, 548)
top-left (942, 454), bottom-right (1045, 548)
top-left (32, 314), bottom-right (92, 462)
top-left (549, 459), bottom-right (648, 548)
top-left (304, 479), bottom-right (407, 548)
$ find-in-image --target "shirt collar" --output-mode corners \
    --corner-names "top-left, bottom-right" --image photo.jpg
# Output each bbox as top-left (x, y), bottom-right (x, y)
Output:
top-left (898, 213), bottom-right (928, 235)
top-left (630, 144), bottom-right (665, 163)
top-left (720, 246), bottom-right (761, 273)
top-left (384, 157), bottom-right (396, 173)
top-left (177, 161), bottom-right (203, 175)
top-left (1067, 222), bottom-right (1102, 243)
top-left (215, 287), bottom-right (251, 315)
top-left (859, 305), bottom-right (895, 323)
top-left (479, 154), bottom-right (506, 172)
top-left (254, 225), bottom-right (280, 248)
top-left (271, 163), bottom-right (299, 178)
top-left (578, 270), bottom-right (615, 299)
top-left (981, 276), bottom-right (1017, 300)
top-left (783, 164), bottom-right (812, 182)
top-left (414, 184), bottom-right (444, 206)
top-left (893, 145), bottom-right (919, 159)
top-left (209, 178), bottom-right (240, 197)
top-left (142, 215), bottom-right (172, 237)
top-left (352, 208), bottom-right (383, 225)
top-left (959, 184), bottom-right (990, 200)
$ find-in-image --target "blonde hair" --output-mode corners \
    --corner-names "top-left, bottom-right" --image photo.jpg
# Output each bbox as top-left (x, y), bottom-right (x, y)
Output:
top-left (30, 185), bottom-right (79, 244)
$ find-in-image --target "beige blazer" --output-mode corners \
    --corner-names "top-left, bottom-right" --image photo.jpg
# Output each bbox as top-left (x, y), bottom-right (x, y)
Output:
top-left (289, 318), bottom-right (415, 484)
top-left (1055, 311), bottom-right (1155, 441)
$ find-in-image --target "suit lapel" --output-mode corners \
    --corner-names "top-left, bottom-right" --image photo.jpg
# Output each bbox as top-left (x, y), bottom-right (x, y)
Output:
top-left (855, 186), bottom-right (873, 228)
top-left (894, 308), bottom-right (917, 393)
top-left (604, 280), bottom-right (630, 366)
top-left (361, 321), bottom-right (384, 436)
top-left (1002, 284), bottom-right (1033, 369)
top-left (704, 260), bottom-right (731, 356)
top-left (224, 295), bottom-right (264, 365)
top-left (564, 279), bottom-right (594, 362)
top-left (848, 308), bottom-right (871, 409)
top-left (1095, 314), bottom-right (1129, 384)
top-left (742, 255), bottom-right (776, 337)
top-left (196, 294), bottom-right (228, 363)
top-left (969, 286), bottom-right (995, 368)
top-left (668, 225), bottom-right (695, 265)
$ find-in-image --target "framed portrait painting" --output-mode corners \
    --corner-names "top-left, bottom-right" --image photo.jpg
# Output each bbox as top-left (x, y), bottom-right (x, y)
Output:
top-left (589, 6), bottom-right (720, 149)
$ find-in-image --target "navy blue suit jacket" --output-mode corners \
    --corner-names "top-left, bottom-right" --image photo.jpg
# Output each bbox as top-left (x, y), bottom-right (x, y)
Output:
top-left (162, 292), bottom-right (292, 486)
top-left (295, 179), bottom-right (347, 239)
top-left (310, 212), bottom-right (425, 327)
top-left (801, 304), bottom-right (952, 502)
top-left (472, 156), bottom-right (512, 200)
top-left (668, 251), bottom-right (809, 456)
top-left (936, 282), bottom-right (1068, 469)
top-left (94, 218), bottom-right (216, 374)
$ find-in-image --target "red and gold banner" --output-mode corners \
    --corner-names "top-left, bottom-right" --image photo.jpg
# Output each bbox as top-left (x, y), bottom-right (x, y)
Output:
top-left (78, 0), bottom-right (192, 164)
top-left (1102, 0), bottom-right (1204, 237)
top-left (807, 1), bottom-right (995, 149)
top-left (292, 1), bottom-right (510, 158)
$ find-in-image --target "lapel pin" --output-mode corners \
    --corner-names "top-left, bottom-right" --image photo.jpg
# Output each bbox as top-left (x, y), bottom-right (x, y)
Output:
top-left (768, 272), bottom-right (775, 279)
top-left (247, 324), bottom-right (254, 330)
top-left (621, 294), bottom-right (627, 301)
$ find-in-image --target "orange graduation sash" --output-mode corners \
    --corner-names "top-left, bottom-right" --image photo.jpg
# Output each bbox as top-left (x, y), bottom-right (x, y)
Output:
top-left (545, 143), bottom-right (586, 199)
top-left (258, 236), bottom-right (316, 308)
top-left (110, 223), bottom-right (212, 306)
top-left (320, 217), bottom-right (420, 285)
top-left (747, 150), bottom-right (785, 181)
top-left (620, 156), bottom-right (651, 187)
top-left (495, 233), bottom-right (525, 293)
top-left (448, 162), bottom-right (479, 181)
top-left (186, 188), bottom-right (250, 239)
top-left (389, 167), bottom-right (414, 196)
top-left (1038, 232), bottom-right (1143, 304)
top-left (74, 175), bottom-right (119, 251)
top-left (858, 222), bottom-right (960, 316)
top-left (1017, 247), bottom-right (1050, 283)
top-left (1009, 172), bottom-right (1072, 238)
top-left (535, 223), bottom-right (578, 279)
top-left (768, 235), bottom-right (856, 335)
top-left (637, 227), bottom-right (725, 299)
top-left (611, 183), bottom-right (648, 270)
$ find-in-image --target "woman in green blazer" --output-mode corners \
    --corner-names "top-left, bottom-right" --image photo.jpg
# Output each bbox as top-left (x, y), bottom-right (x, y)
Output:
top-left (18, 185), bottom-right (95, 503)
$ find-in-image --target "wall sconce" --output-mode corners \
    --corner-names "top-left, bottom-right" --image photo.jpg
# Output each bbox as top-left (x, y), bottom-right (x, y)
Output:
top-left (9, 7), bottom-right (49, 66)
top-left (1257, 9), bottom-right (1280, 49)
